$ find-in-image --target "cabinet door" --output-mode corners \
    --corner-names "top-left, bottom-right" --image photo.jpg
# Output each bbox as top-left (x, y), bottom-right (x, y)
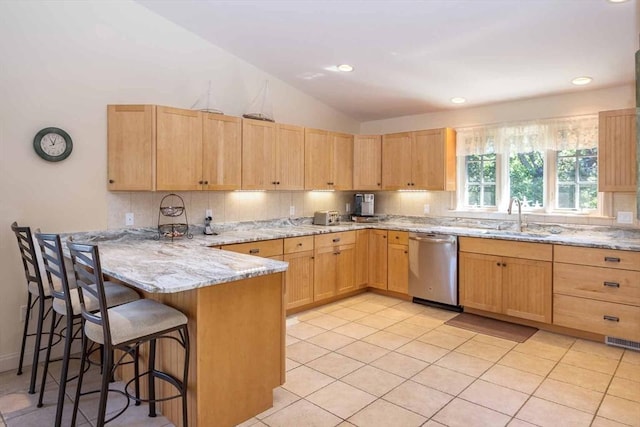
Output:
top-left (368, 230), bottom-right (388, 290)
top-left (382, 132), bottom-right (413, 190)
top-left (336, 244), bottom-right (356, 295)
top-left (107, 105), bottom-right (156, 191)
top-left (388, 244), bottom-right (409, 294)
top-left (459, 252), bottom-right (502, 313)
top-left (276, 124), bottom-right (305, 190)
top-left (242, 119), bottom-right (277, 190)
top-left (598, 109), bottom-right (637, 192)
top-left (284, 250), bottom-right (314, 310)
top-left (314, 245), bottom-right (337, 300)
top-left (202, 113), bottom-right (241, 190)
top-left (156, 106), bottom-right (203, 191)
top-left (412, 128), bottom-right (456, 191)
top-left (305, 128), bottom-right (332, 190)
top-left (355, 230), bottom-right (369, 288)
top-left (502, 257), bottom-right (552, 323)
top-left (353, 135), bottom-right (382, 190)
top-left (331, 132), bottom-right (354, 190)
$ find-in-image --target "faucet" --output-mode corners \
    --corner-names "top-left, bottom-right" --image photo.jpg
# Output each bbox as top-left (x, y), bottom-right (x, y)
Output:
top-left (507, 197), bottom-right (524, 232)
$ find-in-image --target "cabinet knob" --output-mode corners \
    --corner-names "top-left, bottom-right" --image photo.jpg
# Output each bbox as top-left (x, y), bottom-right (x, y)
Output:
top-left (383, 235), bottom-right (386, 239)
top-left (272, 181), bottom-right (277, 185)
top-left (407, 183), bottom-right (411, 186)
top-left (395, 236), bottom-right (399, 239)
top-left (377, 183), bottom-right (381, 186)
top-left (199, 180), bottom-right (204, 184)
top-left (276, 181), bottom-right (280, 185)
top-left (404, 250), bottom-right (408, 254)
top-left (109, 179), bottom-right (114, 184)
top-left (502, 263), bottom-right (507, 267)
top-left (204, 180), bottom-right (208, 185)
top-left (496, 262), bottom-right (501, 266)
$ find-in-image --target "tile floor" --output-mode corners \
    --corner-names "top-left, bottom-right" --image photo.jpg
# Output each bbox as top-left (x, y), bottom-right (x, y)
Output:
top-left (1, 292), bottom-right (639, 427)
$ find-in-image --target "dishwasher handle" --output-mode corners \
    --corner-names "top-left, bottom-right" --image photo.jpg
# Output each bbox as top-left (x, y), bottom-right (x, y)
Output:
top-left (409, 235), bottom-right (456, 244)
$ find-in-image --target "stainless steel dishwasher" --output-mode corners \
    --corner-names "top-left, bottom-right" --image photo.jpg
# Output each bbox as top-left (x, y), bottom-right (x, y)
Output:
top-left (408, 232), bottom-right (460, 311)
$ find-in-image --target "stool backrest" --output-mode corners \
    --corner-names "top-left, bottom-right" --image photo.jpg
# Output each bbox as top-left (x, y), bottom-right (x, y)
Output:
top-left (35, 233), bottom-right (74, 315)
top-left (10, 221), bottom-right (46, 298)
top-left (67, 242), bottom-right (112, 343)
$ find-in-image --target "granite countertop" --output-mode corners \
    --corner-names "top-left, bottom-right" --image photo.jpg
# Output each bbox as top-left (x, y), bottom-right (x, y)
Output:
top-left (68, 216), bottom-right (639, 295)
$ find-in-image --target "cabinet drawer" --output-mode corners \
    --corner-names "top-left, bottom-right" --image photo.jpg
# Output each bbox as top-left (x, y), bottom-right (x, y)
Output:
top-left (554, 245), bottom-right (640, 271)
top-left (554, 294), bottom-right (640, 341)
top-left (388, 230), bottom-right (408, 245)
top-left (223, 239), bottom-right (283, 258)
top-left (459, 237), bottom-right (552, 261)
top-left (554, 263), bottom-right (640, 306)
top-left (315, 231), bottom-right (356, 248)
top-left (284, 236), bottom-right (314, 254)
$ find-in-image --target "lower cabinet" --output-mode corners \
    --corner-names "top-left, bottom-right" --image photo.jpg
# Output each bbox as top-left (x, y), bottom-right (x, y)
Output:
top-left (368, 230), bottom-right (388, 289)
top-left (283, 236), bottom-right (314, 310)
top-left (314, 231), bottom-right (356, 301)
top-left (459, 237), bottom-right (552, 324)
top-left (387, 231), bottom-right (409, 294)
top-left (355, 230), bottom-right (369, 289)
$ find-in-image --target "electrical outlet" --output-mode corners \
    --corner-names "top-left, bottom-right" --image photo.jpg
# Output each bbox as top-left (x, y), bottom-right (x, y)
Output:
top-left (617, 211), bottom-right (633, 224)
top-left (423, 204), bottom-right (430, 214)
top-left (20, 305), bottom-right (27, 322)
top-left (289, 206), bottom-right (295, 216)
top-left (205, 209), bottom-right (213, 219)
top-left (346, 202), bottom-right (351, 213)
top-left (125, 212), bottom-right (134, 226)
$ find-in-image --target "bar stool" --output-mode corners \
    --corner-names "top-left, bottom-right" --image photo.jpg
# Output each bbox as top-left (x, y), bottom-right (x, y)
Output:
top-left (35, 233), bottom-right (141, 427)
top-left (68, 241), bottom-right (190, 427)
top-left (10, 221), bottom-right (54, 395)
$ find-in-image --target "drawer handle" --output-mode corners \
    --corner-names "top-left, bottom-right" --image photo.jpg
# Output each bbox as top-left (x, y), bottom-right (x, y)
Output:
top-left (604, 256), bottom-right (621, 263)
top-left (603, 315), bottom-right (619, 322)
top-left (603, 281), bottom-right (620, 288)
top-left (332, 238), bottom-right (341, 243)
top-left (249, 249), bottom-right (260, 254)
top-left (334, 251), bottom-right (341, 255)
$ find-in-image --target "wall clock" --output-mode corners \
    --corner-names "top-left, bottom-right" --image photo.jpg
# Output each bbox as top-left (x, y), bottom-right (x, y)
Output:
top-left (33, 127), bottom-right (73, 162)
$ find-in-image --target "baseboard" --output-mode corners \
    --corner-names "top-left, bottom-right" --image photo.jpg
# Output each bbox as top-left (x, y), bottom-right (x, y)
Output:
top-left (0, 340), bottom-right (82, 374)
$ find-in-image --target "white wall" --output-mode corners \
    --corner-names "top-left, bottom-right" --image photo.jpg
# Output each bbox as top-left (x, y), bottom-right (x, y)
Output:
top-left (0, 0), bottom-right (358, 371)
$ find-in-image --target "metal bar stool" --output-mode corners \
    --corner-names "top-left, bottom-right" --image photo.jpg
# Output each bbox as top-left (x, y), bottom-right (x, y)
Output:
top-left (10, 221), bottom-right (56, 395)
top-left (35, 233), bottom-right (141, 427)
top-left (68, 241), bottom-right (190, 427)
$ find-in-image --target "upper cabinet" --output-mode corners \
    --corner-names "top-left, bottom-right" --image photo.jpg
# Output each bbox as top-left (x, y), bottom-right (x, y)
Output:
top-left (202, 113), bottom-right (242, 191)
top-left (305, 129), bottom-right (354, 190)
top-left (353, 135), bottom-right (382, 190)
top-left (242, 119), bottom-right (305, 190)
top-left (382, 128), bottom-right (456, 191)
top-left (156, 106), bottom-right (203, 191)
top-left (598, 108), bottom-right (637, 192)
top-left (107, 105), bottom-right (156, 191)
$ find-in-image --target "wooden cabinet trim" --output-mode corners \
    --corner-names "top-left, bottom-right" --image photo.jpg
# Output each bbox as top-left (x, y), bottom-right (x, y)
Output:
top-left (459, 237), bottom-right (552, 261)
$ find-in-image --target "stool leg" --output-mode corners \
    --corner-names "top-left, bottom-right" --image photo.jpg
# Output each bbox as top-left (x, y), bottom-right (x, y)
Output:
top-left (17, 293), bottom-right (33, 376)
top-left (133, 346), bottom-right (141, 406)
top-left (148, 339), bottom-right (157, 418)
top-left (96, 345), bottom-right (113, 427)
top-left (53, 314), bottom-right (74, 427)
top-left (71, 332), bottom-right (88, 427)
top-left (28, 295), bottom-right (46, 394)
top-left (182, 326), bottom-right (190, 427)
top-left (37, 311), bottom-right (58, 407)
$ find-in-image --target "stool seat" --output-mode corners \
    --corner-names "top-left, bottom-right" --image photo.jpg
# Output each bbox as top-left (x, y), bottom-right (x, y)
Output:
top-left (52, 282), bottom-right (139, 317)
top-left (85, 299), bottom-right (188, 346)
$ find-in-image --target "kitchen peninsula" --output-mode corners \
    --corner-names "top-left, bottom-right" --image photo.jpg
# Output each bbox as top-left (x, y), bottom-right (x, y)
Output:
top-left (68, 229), bottom-right (289, 427)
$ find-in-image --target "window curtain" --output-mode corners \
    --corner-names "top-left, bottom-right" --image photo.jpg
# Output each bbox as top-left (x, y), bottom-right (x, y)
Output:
top-left (456, 114), bottom-right (598, 156)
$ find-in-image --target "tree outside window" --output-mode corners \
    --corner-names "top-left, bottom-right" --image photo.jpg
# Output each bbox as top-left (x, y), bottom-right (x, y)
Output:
top-left (509, 151), bottom-right (544, 208)
top-left (465, 153), bottom-right (496, 207)
top-left (556, 148), bottom-right (598, 209)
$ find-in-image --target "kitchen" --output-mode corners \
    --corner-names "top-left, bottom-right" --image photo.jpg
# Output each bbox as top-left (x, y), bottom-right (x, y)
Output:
top-left (1, 1), bottom-right (639, 427)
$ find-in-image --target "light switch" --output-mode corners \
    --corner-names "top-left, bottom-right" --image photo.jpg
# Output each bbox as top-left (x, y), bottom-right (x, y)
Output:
top-left (289, 206), bottom-right (295, 216)
top-left (125, 212), bottom-right (134, 226)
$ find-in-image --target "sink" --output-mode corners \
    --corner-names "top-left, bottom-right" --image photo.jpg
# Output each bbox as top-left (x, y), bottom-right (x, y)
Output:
top-left (492, 230), bottom-right (552, 239)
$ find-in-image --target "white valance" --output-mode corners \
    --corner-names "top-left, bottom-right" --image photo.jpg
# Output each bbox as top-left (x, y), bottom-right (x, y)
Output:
top-left (456, 114), bottom-right (598, 156)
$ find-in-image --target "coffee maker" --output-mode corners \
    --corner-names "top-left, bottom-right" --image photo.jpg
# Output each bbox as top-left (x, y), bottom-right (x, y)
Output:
top-left (354, 193), bottom-right (375, 216)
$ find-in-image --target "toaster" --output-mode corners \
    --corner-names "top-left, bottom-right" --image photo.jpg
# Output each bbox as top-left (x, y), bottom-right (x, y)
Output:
top-left (313, 210), bottom-right (340, 226)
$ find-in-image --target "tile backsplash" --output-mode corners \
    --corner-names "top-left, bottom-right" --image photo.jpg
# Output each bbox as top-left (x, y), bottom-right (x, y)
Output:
top-left (108, 190), bottom-right (638, 229)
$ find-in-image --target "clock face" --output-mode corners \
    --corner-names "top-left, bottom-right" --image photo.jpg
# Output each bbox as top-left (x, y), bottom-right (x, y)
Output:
top-left (33, 127), bottom-right (73, 162)
top-left (40, 133), bottom-right (67, 157)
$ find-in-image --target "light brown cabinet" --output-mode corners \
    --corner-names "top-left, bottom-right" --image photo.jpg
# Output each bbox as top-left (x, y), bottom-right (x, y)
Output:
top-left (242, 119), bottom-right (304, 190)
top-left (313, 231), bottom-right (356, 300)
top-left (283, 236), bottom-right (314, 310)
top-left (553, 245), bottom-right (640, 341)
top-left (598, 108), bottom-right (637, 192)
top-left (222, 239), bottom-right (284, 259)
top-left (459, 237), bottom-right (552, 323)
top-left (382, 128), bottom-right (456, 191)
top-left (355, 230), bottom-right (369, 288)
top-left (202, 113), bottom-right (242, 190)
top-left (107, 105), bottom-right (156, 191)
top-left (368, 230), bottom-right (388, 290)
top-left (305, 128), bottom-right (353, 190)
top-left (387, 231), bottom-right (409, 294)
top-left (353, 135), bottom-right (382, 190)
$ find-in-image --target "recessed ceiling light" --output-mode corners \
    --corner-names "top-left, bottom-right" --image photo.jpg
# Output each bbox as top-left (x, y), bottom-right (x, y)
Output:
top-left (571, 76), bottom-right (593, 86)
top-left (607, 0), bottom-right (629, 3)
top-left (337, 64), bottom-right (354, 72)
top-left (450, 97), bottom-right (466, 104)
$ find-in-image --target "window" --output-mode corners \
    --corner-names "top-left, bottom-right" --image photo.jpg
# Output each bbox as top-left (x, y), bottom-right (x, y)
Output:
top-left (457, 115), bottom-right (599, 214)
top-left (465, 153), bottom-right (496, 207)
